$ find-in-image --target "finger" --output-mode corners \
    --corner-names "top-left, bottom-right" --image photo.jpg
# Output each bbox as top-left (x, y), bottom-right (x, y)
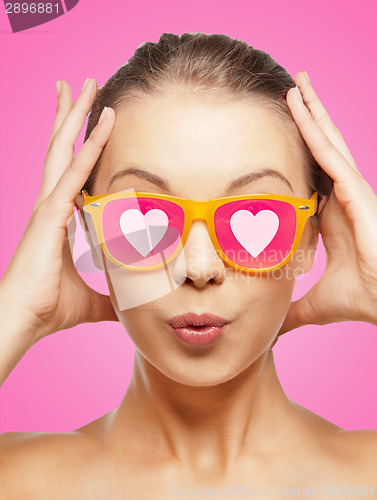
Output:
top-left (294, 72), bottom-right (358, 171)
top-left (288, 85), bottom-right (377, 245)
top-left (286, 86), bottom-right (364, 192)
top-left (49, 106), bottom-right (115, 216)
top-left (38, 78), bottom-right (98, 203)
top-left (51, 78), bottom-right (98, 153)
top-left (48, 80), bottom-right (73, 149)
top-left (33, 82), bottom-right (74, 213)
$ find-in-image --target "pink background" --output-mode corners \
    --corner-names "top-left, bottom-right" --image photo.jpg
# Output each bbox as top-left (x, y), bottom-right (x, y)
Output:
top-left (1, 0), bottom-right (376, 432)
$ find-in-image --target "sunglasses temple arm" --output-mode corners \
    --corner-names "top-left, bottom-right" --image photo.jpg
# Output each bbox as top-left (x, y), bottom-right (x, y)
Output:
top-left (314, 192), bottom-right (320, 215)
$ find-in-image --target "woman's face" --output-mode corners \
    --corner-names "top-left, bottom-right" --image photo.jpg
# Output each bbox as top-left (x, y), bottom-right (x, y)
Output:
top-left (90, 91), bottom-right (318, 386)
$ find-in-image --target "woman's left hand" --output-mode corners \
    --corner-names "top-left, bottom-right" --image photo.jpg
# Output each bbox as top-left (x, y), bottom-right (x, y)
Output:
top-left (277, 71), bottom-right (377, 336)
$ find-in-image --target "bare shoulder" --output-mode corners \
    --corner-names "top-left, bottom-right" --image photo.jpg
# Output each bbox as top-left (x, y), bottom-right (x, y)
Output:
top-left (290, 400), bottom-right (377, 481)
top-left (330, 428), bottom-right (377, 485)
top-left (335, 427), bottom-right (377, 460)
top-left (0, 430), bottom-right (84, 498)
top-left (0, 413), bottom-right (111, 499)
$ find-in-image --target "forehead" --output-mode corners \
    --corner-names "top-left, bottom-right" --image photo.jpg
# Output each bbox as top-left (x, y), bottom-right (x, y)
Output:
top-left (95, 91), bottom-right (306, 197)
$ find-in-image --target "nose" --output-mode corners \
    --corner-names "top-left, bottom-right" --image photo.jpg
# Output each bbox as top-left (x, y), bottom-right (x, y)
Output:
top-left (171, 220), bottom-right (226, 289)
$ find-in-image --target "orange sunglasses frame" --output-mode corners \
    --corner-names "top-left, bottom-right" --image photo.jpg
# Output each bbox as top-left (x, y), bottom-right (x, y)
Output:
top-left (80, 190), bottom-right (319, 274)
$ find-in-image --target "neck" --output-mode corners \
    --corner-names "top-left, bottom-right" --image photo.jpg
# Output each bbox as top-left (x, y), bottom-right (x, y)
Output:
top-left (109, 348), bottom-right (297, 476)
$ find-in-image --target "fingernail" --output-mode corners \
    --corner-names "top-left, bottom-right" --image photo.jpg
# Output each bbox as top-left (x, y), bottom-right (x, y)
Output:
top-left (98, 106), bottom-right (108, 124)
top-left (56, 80), bottom-right (62, 97)
top-left (81, 78), bottom-right (91, 93)
top-left (303, 71), bottom-right (311, 83)
top-left (294, 86), bottom-right (303, 103)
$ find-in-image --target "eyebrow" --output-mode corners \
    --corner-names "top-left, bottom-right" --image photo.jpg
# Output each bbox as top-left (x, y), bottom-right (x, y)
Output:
top-left (107, 167), bottom-right (294, 193)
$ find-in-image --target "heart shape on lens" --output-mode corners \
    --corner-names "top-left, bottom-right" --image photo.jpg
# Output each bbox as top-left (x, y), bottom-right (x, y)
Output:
top-left (230, 210), bottom-right (279, 258)
top-left (119, 209), bottom-right (169, 257)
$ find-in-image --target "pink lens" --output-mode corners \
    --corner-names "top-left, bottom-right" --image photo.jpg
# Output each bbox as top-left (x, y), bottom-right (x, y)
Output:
top-left (214, 199), bottom-right (297, 270)
top-left (101, 197), bottom-right (184, 267)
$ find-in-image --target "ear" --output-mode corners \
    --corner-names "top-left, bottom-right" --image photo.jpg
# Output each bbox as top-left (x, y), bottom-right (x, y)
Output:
top-left (74, 192), bottom-right (90, 239)
top-left (299, 229), bottom-right (318, 274)
top-left (74, 192), bottom-right (104, 271)
top-left (317, 194), bottom-right (329, 216)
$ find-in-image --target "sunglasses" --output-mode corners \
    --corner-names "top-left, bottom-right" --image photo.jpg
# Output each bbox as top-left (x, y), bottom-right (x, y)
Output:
top-left (79, 189), bottom-right (319, 273)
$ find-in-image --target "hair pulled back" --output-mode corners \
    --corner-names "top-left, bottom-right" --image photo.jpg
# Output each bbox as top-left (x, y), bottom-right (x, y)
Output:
top-left (83, 32), bottom-right (332, 223)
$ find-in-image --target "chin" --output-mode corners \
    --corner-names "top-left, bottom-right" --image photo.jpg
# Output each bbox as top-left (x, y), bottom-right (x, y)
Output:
top-left (142, 342), bottom-right (272, 388)
top-left (156, 366), bottom-right (244, 388)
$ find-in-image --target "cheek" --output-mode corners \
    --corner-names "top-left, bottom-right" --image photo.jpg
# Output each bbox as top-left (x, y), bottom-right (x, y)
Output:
top-left (101, 250), bottom-right (182, 314)
top-left (234, 271), bottom-right (296, 334)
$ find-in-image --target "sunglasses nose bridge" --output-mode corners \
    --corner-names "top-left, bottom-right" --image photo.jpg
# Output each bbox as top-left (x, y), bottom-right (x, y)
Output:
top-left (185, 199), bottom-right (213, 227)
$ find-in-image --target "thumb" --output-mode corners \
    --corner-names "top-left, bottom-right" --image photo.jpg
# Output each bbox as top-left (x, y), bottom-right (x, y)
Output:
top-left (278, 293), bottom-right (318, 336)
top-left (89, 291), bottom-right (119, 323)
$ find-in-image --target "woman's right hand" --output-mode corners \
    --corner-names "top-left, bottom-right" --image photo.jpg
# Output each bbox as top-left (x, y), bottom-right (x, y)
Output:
top-left (0, 79), bottom-right (118, 344)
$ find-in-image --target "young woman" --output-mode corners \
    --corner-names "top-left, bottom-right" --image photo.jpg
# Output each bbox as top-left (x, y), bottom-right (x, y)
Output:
top-left (1, 33), bottom-right (377, 498)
